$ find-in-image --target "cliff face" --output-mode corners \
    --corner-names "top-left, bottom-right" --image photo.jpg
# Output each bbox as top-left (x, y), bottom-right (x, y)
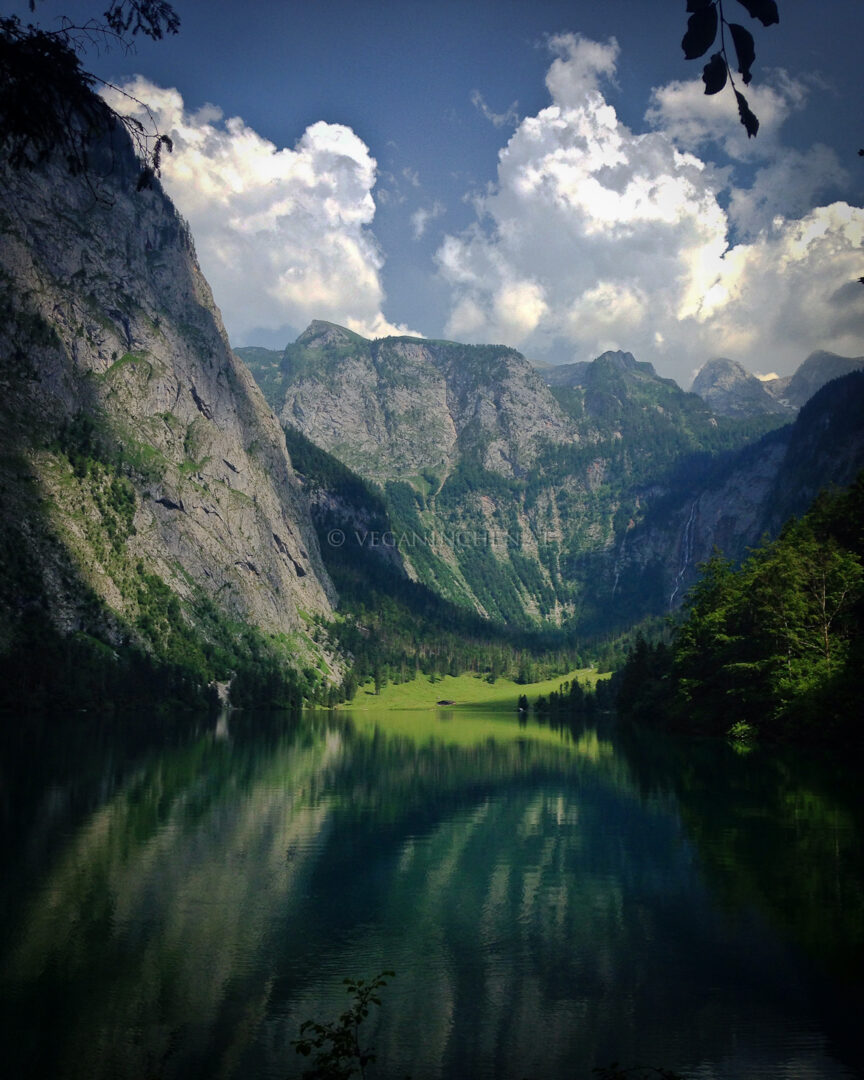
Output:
top-left (777, 350), bottom-right (864, 410)
top-left (269, 321), bottom-right (579, 482)
top-left (611, 372), bottom-right (864, 612)
top-left (241, 324), bottom-right (586, 623)
top-left (0, 126), bottom-right (335, 679)
top-left (241, 326), bottom-right (776, 628)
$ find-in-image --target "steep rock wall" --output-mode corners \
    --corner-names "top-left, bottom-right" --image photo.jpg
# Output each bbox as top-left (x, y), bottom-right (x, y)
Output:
top-left (0, 125), bottom-right (334, 668)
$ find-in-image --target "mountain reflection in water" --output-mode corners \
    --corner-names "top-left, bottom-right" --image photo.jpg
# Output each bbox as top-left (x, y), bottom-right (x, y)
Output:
top-left (0, 708), bottom-right (861, 1080)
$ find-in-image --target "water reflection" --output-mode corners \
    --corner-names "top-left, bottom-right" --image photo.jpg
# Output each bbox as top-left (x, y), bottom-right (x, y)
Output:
top-left (0, 709), bottom-right (861, 1079)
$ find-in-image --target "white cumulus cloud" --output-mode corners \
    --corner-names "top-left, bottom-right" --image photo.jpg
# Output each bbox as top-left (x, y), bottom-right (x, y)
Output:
top-left (434, 35), bottom-right (864, 383)
top-left (101, 78), bottom-right (417, 344)
top-left (411, 200), bottom-right (446, 240)
top-left (644, 69), bottom-right (810, 157)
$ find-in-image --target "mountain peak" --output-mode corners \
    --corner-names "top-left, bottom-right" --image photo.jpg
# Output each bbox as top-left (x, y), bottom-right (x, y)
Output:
top-left (692, 357), bottom-right (749, 384)
top-left (545, 349), bottom-right (656, 389)
top-left (781, 350), bottom-right (864, 409)
top-left (295, 321), bottom-right (368, 349)
top-left (691, 357), bottom-right (791, 418)
top-left (594, 349), bottom-right (641, 371)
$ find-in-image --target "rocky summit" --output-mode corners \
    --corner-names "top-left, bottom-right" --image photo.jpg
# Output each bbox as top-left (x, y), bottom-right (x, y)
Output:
top-left (690, 357), bottom-right (793, 418)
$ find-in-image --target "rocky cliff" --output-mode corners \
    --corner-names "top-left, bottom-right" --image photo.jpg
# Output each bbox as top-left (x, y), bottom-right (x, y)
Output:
top-left (0, 121), bottom-right (336, 700)
top-left (772, 350), bottom-right (864, 410)
top-left (608, 372), bottom-right (864, 616)
top-left (241, 325), bottom-right (800, 631)
top-left (268, 320), bottom-right (580, 481)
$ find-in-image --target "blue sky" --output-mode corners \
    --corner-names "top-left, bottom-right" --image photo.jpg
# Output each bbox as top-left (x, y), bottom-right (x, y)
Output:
top-left (16, 0), bottom-right (864, 384)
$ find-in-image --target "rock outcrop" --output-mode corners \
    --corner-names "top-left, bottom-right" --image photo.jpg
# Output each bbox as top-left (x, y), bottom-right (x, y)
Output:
top-left (269, 322), bottom-right (579, 481)
top-left (0, 122), bottom-right (335, 680)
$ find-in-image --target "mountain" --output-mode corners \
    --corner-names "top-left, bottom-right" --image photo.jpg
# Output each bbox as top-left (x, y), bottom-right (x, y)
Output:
top-left (610, 371), bottom-right (864, 611)
top-left (691, 351), bottom-right (864, 417)
top-left (268, 320), bottom-right (579, 481)
top-left (690, 357), bottom-right (793, 418)
top-left (0, 120), bottom-right (336, 707)
top-left (239, 325), bottom-right (791, 631)
top-left (545, 350), bottom-right (647, 389)
top-left (775, 350), bottom-right (864, 410)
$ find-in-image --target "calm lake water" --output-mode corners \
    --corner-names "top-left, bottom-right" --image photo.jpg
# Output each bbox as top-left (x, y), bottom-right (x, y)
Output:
top-left (1, 706), bottom-right (862, 1080)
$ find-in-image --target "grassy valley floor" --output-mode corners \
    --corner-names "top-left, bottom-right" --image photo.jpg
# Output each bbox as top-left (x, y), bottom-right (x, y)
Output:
top-left (341, 668), bottom-right (608, 712)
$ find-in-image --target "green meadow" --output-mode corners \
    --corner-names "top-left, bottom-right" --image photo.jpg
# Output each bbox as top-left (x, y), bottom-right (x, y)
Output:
top-left (330, 669), bottom-right (611, 753)
top-left (342, 668), bottom-right (608, 713)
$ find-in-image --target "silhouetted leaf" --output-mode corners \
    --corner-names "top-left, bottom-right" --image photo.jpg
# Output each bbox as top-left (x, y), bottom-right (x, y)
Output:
top-left (735, 90), bottom-right (760, 137)
top-left (729, 23), bottom-right (756, 84)
top-left (734, 0), bottom-right (779, 27)
top-left (686, 0), bottom-right (712, 10)
top-left (702, 52), bottom-right (728, 94)
top-left (682, 5), bottom-right (718, 59)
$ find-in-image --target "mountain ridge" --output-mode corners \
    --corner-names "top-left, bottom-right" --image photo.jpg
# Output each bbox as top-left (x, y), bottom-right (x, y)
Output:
top-left (690, 351), bottom-right (864, 417)
top-left (240, 322), bottom-right (852, 632)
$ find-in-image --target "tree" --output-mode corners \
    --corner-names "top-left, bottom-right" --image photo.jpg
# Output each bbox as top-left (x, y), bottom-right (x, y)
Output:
top-left (680, 0), bottom-right (780, 138)
top-left (616, 475), bottom-right (864, 741)
top-left (0, 1), bottom-right (179, 185)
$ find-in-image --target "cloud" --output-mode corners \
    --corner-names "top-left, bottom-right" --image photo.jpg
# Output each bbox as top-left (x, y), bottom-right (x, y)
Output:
top-left (435, 34), bottom-right (864, 383)
top-left (411, 200), bottom-right (446, 240)
top-left (726, 145), bottom-right (846, 236)
top-left (471, 90), bottom-right (520, 129)
top-left (101, 78), bottom-right (418, 343)
top-left (644, 69), bottom-right (810, 157)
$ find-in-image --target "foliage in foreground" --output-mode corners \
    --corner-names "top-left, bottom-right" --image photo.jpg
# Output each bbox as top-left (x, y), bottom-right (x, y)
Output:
top-left (679, 0), bottom-right (779, 138)
top-left (291, 971), bottom-right (684, 1080)
top-left (616, 473), bottom-right (864, 743)
top-left (293, 972), bottom-right (395, 1080)
top-left (1, 1), bottom-right (178, 185)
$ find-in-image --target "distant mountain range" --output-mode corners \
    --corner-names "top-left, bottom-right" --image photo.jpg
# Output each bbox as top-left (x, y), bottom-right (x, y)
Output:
top-left (237, 326), bottom-right (864, 632)
top-left (690, 351), bottom-right (864, 418)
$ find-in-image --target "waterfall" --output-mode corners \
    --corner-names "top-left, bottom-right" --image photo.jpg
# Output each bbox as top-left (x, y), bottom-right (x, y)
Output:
top-left (669, 499), bottom-right (698, 607)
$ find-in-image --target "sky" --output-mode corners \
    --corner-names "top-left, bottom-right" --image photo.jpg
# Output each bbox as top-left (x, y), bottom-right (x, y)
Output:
top-left (15, 0), bottom-right (864, 385)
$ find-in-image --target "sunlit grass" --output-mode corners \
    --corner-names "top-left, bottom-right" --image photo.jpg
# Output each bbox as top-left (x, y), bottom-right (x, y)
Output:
top-left (342, 667), bottom-right (609, 713)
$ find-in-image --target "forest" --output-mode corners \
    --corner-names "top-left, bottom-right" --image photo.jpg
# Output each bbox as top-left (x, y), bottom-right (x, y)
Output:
top-left (615, 471), bottom-right (864, 744)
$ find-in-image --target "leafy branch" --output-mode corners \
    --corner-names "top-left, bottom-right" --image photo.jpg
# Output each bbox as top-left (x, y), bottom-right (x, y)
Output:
top-left (0, 2), bottom-right (179, 187)
top-left (681, 0), bottom-right (780, 137)
top-left (292, 971), bottom-right (396, 1080)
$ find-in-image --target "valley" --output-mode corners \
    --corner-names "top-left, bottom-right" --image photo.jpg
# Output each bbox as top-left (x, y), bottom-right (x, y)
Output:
top-left (1, 35), bottom-right (862, 730)
top-left (2, 10), bottom-right (864, 1080)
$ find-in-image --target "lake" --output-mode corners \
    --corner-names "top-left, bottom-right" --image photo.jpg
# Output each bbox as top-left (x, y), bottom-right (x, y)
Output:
top-left (1, 706), bottom-right (862, 1079)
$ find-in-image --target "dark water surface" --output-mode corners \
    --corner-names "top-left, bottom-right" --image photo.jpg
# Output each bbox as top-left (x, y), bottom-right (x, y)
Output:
top-left (1, 707), bottom-right (862, 1079)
